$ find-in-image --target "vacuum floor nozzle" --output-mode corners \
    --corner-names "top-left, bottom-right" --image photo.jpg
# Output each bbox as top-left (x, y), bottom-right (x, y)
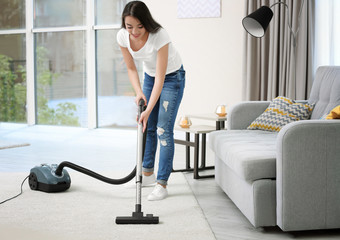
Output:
top-left (116, 211), bottom-right (159, 224)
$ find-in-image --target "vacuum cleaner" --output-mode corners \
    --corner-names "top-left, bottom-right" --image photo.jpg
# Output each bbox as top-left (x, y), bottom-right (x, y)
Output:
top-left (28, 99), bottom-right (159, 224)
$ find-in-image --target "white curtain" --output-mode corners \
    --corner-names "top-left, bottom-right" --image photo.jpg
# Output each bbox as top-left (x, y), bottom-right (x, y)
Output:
top-left (314, 0), bottom-right (340, 71)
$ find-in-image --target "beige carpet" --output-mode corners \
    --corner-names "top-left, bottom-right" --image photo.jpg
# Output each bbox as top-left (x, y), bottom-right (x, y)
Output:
top-left (0, 140), bottom-right (30, 150)
top-left (0, 171), bottom-right (215, 240)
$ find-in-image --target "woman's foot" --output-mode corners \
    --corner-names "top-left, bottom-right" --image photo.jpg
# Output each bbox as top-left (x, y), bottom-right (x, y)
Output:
top-left (147, 184), bottom-right (168, 201)
top-left (142, 173), bottom-right (156, 187)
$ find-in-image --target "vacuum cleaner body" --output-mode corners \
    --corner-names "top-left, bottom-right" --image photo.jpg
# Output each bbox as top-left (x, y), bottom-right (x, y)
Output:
top-left (29, 164), bottom-right (71, 193)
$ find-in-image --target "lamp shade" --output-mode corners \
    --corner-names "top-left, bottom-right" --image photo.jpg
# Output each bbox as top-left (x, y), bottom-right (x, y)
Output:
top-left (242, 6), bottom-right (273, 38)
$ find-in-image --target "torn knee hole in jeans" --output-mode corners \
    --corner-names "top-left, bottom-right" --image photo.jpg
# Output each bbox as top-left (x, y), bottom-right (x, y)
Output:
top-left (162, 101), bottom-right (169, 112)
top-left (160, 140), bottom-right (167, 146)
top-left (157, 127), bottom-right (167, 146)
top-left (157, 127), bottom-right (165, 136)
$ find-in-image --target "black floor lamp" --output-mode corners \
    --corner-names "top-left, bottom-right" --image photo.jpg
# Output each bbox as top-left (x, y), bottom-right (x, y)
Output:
top-left (242, 0), bottom-right (305, 98)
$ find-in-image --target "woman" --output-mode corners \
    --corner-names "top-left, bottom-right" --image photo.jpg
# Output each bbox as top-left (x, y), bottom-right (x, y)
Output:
top-left (117, 1), bottom-right (185, 201)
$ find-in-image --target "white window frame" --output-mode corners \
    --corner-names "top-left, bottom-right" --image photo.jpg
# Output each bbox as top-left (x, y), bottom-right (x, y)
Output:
top-left (26, 0), bottom-right (35, 126)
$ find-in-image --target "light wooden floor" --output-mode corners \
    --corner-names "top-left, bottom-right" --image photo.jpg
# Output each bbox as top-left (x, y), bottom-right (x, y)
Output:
top-left (1, 123), bottom-right (340, 240)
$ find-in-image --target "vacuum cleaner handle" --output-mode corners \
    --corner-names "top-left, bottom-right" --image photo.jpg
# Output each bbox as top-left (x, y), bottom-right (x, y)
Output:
top-left (138, 99), bottom-right (146, 120)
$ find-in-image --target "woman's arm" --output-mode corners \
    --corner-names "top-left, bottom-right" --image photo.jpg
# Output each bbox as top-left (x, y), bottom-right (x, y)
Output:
top-left (140, 44), bottom-right (169, 131)
top-left (119, 46), bottom-right (146, 104)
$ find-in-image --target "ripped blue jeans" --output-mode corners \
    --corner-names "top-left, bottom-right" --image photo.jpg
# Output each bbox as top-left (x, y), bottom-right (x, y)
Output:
top-left (142, 66), bottom-right (185, 186)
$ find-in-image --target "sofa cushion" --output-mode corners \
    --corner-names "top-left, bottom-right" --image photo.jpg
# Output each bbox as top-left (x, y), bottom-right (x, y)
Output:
top-left (247, 96), bottom-right (314, 132)
top-left (209, 130), bottom-right (277, 181)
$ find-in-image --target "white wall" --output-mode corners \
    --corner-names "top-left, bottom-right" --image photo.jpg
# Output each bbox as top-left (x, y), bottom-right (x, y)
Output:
top-left (143, 0), bottom-right (245, 123)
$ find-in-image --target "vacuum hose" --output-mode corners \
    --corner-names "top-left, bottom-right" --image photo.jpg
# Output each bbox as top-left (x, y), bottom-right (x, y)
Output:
top-left (55, 161), bottom-right (136, 185)
top-left (54, 99), bottom-right (147, 185)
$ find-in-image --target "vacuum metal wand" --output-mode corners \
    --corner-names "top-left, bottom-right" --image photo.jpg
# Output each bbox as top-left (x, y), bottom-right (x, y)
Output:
top-left (136, 120), bottom-right (143, 211)
top-left (115, 99), bottom-right (159, 224)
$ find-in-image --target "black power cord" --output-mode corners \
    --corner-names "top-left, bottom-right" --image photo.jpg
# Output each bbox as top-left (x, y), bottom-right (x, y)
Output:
top-left (0, 175), bottom-right (29, 205)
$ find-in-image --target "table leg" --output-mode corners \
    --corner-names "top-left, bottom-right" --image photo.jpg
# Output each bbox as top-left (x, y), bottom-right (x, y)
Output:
top-left (173, 129), bottom-right (214, 179)
top-left (216, 121), bottom-right (220, 130)
top-left (220, 120), bottom-right (225, 130)
top-left (193, 133), bottom-right (200, 179)
top-left (186, 132), bottom-right (190, 169)
top-left (216, 120), bottom-right (225, 130)
top-left (172, 137), bottom-right (195, 173)
top-left (196, 133), bottom-right (214, 179)
top-left (200, 133), bottom-right (206, 168)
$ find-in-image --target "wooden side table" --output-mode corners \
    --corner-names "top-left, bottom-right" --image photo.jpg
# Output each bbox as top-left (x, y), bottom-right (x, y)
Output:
top-left (173, 125), bottom-right (216, 179)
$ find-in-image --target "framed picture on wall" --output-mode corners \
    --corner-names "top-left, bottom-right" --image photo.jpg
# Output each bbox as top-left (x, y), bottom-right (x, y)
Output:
top-left (177, 0), bottom-right (221, 19)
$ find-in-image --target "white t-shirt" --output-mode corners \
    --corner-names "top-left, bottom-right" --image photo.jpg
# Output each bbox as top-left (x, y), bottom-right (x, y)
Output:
top-left (117, 28), bottom-right (182, 77)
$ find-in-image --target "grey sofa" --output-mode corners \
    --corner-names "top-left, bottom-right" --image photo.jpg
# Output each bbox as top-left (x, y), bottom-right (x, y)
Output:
top-left (209, 66), bottom-right (340, 231)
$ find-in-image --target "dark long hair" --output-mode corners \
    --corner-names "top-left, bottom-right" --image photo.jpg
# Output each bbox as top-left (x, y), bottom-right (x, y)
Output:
top-left (121, 1), bottom-right (162, 33)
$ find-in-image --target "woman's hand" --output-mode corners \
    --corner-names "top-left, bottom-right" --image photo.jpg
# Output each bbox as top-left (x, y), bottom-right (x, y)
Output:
top-left (135, 93), bottom-right (147, 107)
top-left (139, 108), bottom-right (151, 132)
top-left (135, 92), bottom-right (147, 132)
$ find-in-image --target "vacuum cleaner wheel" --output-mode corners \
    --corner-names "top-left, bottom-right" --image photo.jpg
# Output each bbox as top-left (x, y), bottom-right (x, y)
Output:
top-left (29, 172), bottom-right (38, 190)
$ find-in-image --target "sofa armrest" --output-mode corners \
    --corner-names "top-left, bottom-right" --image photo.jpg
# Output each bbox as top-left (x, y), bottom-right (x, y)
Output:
top-left (227, 101), bottom-right (270, 130)
top-left (276, 120), bottom-right (340, 231)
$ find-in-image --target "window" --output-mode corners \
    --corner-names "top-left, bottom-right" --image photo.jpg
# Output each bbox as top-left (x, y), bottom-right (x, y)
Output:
top-left (33, 0), bottom-right (87, 127)
top-left (95, 0), bottom-right (140, 128)
top-left (0, 34), bottom-right (26, 123)
top-left (34, 0), bottom-right (86, 28)
top-left (0, 0), bottom-right (138, 128)
top-left (96, 0), bottom-right (129, 25)
top-left (35, 31), bottom-right (86, 127)
top-left (0, 0), bottom-right (25, 29)
top-left (314, 0), bottom-right (340, 70)
top-left (0, 1), bottom-right (26, 123)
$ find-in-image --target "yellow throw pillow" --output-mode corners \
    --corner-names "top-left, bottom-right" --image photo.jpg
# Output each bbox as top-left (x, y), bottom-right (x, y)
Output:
top-left (326, 105), bottom-right (340, 119)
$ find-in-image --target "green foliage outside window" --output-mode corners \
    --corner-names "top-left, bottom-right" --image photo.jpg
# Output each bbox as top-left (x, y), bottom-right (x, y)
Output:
top-left (0, 47), bottom-right (80, 126)
top-left (0, 54), bottom-right (26, 122)
top-left (35, 46), bottom-right (80, 126)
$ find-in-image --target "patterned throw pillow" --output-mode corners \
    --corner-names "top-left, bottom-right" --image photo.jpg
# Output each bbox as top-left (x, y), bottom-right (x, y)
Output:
top-left (247, 96), bottom-right (314, 132)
